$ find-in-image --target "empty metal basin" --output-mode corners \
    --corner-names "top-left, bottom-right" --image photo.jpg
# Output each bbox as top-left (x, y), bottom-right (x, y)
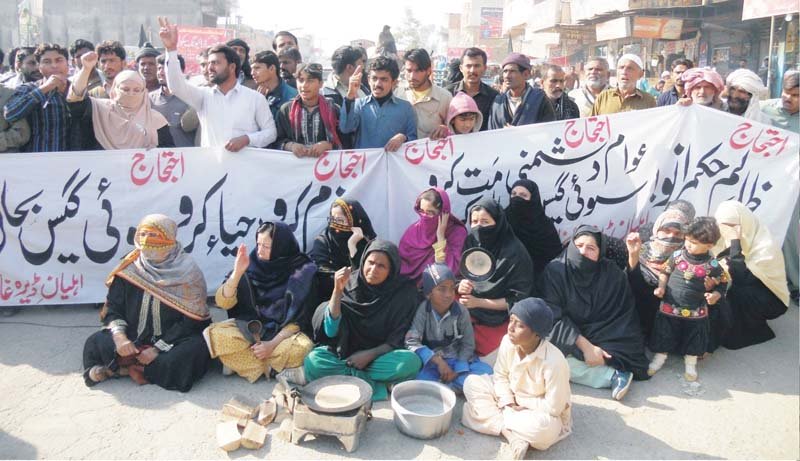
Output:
top-left (391, 380), bottom-right (456, 439)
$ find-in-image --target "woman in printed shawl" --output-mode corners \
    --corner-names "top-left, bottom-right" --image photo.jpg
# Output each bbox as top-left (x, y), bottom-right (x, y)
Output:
top-left (82, 214), bottom-right (210, 392)
top-left (310, 199), bottom-right (376, 301)
top-left (305, 240), bottom-right (421, 400)
top-left (712, 201), bottom-right (789, 350)
top-left (205, 222), bottom-right (317, 383)
top-left (625, 208), bottom-right (690, 340)
top-left (399, 187), bottom-right (467, 286)
top-left (458, 198), bottom-right (533, 363)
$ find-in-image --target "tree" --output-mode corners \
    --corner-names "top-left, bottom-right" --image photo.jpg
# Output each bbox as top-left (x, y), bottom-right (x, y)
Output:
top-left (392, 8), bottom-right (436, 52)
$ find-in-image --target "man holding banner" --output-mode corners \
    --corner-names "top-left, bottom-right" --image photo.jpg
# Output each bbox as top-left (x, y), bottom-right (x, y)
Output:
top-left (339, 58), bottom-right (417, 152)
top-left (591, 54), bottom-right (656, 116)
top-left (157, 17), bottom-right (276, 152)
top-left (488, 53), bottom-right (555, 129)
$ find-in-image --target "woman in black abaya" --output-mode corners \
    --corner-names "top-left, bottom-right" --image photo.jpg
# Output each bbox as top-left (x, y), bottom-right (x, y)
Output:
top-left (505, 179), bottom-right (564, 278)
top-left (539, 225), bottom-right (649, 401)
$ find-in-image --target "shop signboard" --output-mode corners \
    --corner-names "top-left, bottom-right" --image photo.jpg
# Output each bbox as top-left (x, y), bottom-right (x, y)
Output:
top-left (742, 0), bottom-right (799, 20)
top-left (632, 17), bottom-right (683, 39)
top-left (596, 17), bottom-right (631, 41)
top-left (481, 7), bottom-right (504, 38)
top-left (629, 0), bottom-right (701, 8)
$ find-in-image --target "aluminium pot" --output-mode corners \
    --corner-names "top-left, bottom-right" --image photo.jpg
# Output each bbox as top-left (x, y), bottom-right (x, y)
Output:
top-left (391, 380), bottom-right (456, 440)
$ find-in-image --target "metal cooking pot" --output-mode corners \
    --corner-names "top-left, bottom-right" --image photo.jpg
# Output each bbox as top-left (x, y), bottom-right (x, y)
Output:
top-left (391, 380), bottom-right (456, 439)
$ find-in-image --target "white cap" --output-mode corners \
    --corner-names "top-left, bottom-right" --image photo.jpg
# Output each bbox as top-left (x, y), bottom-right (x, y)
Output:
top-left (618, 53), bottom-right (643, 70)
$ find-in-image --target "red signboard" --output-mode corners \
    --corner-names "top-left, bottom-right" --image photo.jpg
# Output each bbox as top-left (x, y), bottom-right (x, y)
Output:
top-left (480, 8), bottom-right (504, 39)
top-left (177, 26), bottom-right (230, 76)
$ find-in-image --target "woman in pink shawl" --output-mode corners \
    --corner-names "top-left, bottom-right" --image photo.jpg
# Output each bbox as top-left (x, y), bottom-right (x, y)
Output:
top-left (399, 188), bottom-right (467, 285)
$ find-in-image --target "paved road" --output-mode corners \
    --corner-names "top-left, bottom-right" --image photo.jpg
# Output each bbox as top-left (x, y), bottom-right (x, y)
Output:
top-left (1, 303), bottom-right (797, 459)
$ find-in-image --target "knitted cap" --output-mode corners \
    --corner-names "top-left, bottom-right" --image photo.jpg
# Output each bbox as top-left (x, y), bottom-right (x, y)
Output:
top-left (510, 297), bottom-right (554, 338)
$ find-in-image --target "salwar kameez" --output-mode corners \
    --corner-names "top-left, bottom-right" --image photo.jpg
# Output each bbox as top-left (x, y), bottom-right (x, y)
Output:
top-left (462, 336), bottom-right (571, 450)
top-left (83, 277), bottom-right (210, 392)
top-left (304, 346), bottom-right (421, 401)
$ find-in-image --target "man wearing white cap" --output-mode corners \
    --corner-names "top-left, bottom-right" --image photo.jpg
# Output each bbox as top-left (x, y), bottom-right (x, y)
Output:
top-left (590, 54), bottom-right (656, 115)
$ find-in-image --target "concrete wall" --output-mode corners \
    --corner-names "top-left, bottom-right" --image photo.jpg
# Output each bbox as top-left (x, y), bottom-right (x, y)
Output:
top-left (38, 0), bottom-right (207, 47)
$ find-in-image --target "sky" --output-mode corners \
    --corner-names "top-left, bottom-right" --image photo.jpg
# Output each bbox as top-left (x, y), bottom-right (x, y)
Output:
top-left (233, 0), bottom-right (462, 55)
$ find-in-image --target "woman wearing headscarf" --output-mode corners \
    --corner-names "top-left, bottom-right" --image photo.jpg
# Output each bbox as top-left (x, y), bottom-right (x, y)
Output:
top-left (82, 214), bottom-right (210, 392)
top-left (505, 179), bottom-right (563, 278)
top-left (310, 198), bottom-right (376, 302)
top-left (68, 52), bottom-right (173, 150)
top-left (539, 225), bottom-right (649, 402)
top-left (458, 198), bottom-right (534, 364)
top-left (712, 201), bottom-right (789, 350)
top-left (625, 208), bottom-right (690, 339)
top-left (205, 222), bottom-right (317, 383)
top-left (303, 240), bottom-right (421, 401)
top-left (399, 188), bottom-right (467, 286)
top-left (274, 63), bottom-right (342, 157)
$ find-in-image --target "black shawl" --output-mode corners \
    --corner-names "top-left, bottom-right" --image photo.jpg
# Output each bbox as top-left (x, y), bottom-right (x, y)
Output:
top-left (539, 225), bottom-right (650, 380)
top-left (315, 239), bottom-right (418, 359)
top-left (463, 198), bottom-right (534, 326)
top-left (505, 179), bottom-right (564, 277)
top-left (310, 199), bottom-right (377, 272)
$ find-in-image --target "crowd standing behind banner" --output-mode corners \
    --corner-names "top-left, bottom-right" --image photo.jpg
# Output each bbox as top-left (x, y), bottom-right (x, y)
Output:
top-left (0, 16), bottom-right (798, 460)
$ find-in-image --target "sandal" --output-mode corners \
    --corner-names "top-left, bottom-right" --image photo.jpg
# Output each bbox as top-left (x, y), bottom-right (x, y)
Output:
top-left (83, 365), bottom-right (113, 387)
top-left (127, 364), bottom-right (149, 385)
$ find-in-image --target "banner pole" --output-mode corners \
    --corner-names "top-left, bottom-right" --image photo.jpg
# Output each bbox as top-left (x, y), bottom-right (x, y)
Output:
top-left (767, 15), bottom-right (775, 94)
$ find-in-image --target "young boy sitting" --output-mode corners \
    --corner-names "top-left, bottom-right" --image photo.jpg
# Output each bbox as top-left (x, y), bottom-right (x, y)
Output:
top-left (461, 297), bottom-right (572, 460)
top-left (404, 263), bottom-right (492, 392)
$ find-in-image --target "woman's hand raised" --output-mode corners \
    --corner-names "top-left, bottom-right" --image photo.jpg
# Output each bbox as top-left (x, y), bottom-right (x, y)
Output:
top-left (233, 243), bottom-right (250, 278)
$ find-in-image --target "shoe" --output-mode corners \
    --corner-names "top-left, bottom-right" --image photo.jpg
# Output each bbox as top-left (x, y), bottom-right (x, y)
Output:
top-left (222, 365), bottom-right (234, 376)
top-left (647, 353), bottom-right (667, 376)
top-left (277, 366), bottom-right (307, 386)
top-left (610, 370), bottom-right (633, 401)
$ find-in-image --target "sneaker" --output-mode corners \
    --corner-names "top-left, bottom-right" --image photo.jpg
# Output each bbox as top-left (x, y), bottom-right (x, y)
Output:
top-left (222, 365), bottom-right (234, 376)
top-left (610, 370), bottom-right (633, 401)
top-left (647, 353), bottom-right (668, 376)
top-left (277, 366), bottom-right (307, 386)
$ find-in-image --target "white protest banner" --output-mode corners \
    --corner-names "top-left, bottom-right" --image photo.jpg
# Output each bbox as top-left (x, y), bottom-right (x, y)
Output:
top-left (389, 105), bottom-right (799, 243)
top-left (1, 105), bottom-right (797, 306)
top-left (0, 147), bottom-right (386, 305)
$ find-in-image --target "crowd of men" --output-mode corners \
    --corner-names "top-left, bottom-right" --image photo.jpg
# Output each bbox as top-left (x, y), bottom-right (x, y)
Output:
top-left (0, 20), bottom-right (797, 156)
top-left (0, 19), bottom-right (800, 156)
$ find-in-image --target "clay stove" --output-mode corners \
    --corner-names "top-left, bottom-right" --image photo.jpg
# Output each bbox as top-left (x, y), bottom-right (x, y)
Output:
top-left (289, 400), bottom-right (372, 452)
